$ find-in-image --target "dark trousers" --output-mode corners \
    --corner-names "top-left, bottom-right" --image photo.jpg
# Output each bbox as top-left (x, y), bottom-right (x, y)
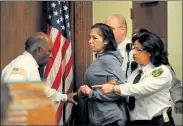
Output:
top-left (89, 121), bottom-right (122, 126)
top-left (126, 110), bottom-right (175, 126)
top-left (105, 121), bottom-right (119, 126)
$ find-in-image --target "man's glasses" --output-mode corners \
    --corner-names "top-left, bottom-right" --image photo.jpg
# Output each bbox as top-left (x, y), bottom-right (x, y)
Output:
top-left (110, 26), bottom-right (123, 30)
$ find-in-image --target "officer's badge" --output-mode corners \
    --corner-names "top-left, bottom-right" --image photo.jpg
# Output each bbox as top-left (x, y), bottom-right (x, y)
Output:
top-left (152, 68), bottom-right (163, 77)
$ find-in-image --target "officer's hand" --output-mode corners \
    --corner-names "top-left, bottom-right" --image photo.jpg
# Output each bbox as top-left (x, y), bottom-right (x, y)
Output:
top-left (66, 93), bottom-right (77, 105)
top-left (108, 78), bottom-right (117, 84)
top-left (174, 101), bottom-right (183, 114)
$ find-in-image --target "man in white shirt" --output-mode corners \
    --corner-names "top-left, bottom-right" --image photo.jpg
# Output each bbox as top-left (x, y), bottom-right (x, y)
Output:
top-left (104, 14), bottom-right (182, 114)
top-left (1, 32), bottom-right (77, 105)
top-left (105, 14), bottom-right (133, 80)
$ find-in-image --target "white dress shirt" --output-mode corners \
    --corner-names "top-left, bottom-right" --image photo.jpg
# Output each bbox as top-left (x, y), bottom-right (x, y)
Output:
top-left (2, 51), bottom-right (67, 102)
top-left (119, 63), bottom-right (172, 120)
top-left (118, 38), bottom-right (134, 80)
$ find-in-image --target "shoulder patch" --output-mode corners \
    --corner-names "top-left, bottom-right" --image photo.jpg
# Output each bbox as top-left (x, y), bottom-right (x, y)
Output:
top-left (152, 68), bottom-right (163, 77)
top-left (11, 68), bottom-right (25, 75)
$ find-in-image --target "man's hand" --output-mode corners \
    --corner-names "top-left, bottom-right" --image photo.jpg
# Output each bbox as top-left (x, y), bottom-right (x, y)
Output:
top-left (174, 101), bottom-right (183, 114)
top-left (66, 93), bottom-right (77, 105)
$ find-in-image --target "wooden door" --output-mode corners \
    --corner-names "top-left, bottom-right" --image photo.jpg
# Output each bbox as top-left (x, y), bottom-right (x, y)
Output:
top-left (132, 1), bottom-right (167, 49)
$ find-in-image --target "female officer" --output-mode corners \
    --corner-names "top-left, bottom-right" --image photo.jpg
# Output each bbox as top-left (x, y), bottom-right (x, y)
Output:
top-left (93, 30), bottom-right (175, 126)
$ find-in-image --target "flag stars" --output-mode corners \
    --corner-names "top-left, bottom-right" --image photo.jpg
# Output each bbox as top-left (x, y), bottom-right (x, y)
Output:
top-left (65, 14), bottom-right (69, 19)
top-left (54, 10), bottom-right (58, 16)
top-left (60, 17), bottom-right (63, 22)
top-left (56, 19), bottom-right (60, 24)
top-left (63, 5), bottom-right (68, 11)
top-left (51, 2), bottom-right (56, 8)
top-left (60, 9), bottom-right (62, 13)
top-left (48, 15), bottom-right (52, 19)
top-left (61, 25), bottom-right (65, 30)
top-left (67, 23), bottom-right (70, 27)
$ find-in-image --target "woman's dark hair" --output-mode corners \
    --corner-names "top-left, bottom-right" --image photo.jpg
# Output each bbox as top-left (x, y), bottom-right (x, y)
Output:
top-left (132, 28), bottom-right (169, 67)
top-left (91, 23), bottom-right (117, 51)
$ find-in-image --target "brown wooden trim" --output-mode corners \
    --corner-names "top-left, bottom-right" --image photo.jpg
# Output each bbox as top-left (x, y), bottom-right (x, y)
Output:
top-left (71, 1), bottom-right (93, 91)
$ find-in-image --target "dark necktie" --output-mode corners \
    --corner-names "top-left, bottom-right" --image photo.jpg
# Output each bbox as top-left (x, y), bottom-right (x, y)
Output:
top-left (38, 65), bottom-right (44, 80)
top-left (128, 70), bottom-right (143, 111)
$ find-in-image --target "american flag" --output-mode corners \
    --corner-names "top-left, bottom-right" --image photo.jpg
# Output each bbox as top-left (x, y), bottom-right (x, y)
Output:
top-left (44, 1), bottom-right (73, 125)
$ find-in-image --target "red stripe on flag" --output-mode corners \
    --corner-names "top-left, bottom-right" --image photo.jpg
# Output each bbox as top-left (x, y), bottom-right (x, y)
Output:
top-left (51, 62), bottom-right (62, 90)
top-left (65, 55), bottom-right (73, 78)
top-left (61, 39), bottom-right (70, 60)
top-left (44, 31), bottom-right (61, 79)
top-left (51, 39), bottom-right (71, 90)
top-left (56, 103), bottom-right (63, 125)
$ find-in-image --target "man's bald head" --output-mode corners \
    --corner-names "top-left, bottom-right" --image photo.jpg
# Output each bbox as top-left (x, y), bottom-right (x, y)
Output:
top-left (105, 14), bottom-right (127, 44)
top-left (25, 32), bottom-right (53, 66)
top-left (34, 32), bottom-right (52, 45)
top-left (105, 14), bottom-right (127, 29)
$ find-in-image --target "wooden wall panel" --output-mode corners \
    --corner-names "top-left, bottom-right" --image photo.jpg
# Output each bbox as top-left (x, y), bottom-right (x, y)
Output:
top-left (132, 1), bottom-right (167, 38)
top-left (1, 1), bottom-right (43, 70)
top-left (132, 2), bottom-right (167, 49)
top-left (72, 1), bottom-right (93, 90)
top-left (68, 1), bottom-right (93, 125)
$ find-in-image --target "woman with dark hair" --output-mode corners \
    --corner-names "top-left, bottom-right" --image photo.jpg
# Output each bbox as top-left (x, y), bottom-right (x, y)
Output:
top-left (78, 23), bottom-right (128, 126)
top-left (93, 30), bottom-right (175, 125)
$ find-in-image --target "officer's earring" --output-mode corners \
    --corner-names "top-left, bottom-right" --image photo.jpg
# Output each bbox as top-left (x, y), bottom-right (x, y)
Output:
top-left (104, 40), bottom-right (108, 45)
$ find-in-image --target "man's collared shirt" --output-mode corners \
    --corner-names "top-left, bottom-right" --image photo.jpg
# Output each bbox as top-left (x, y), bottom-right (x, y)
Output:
top-left (2, 51), bottom-right (67, 102)
top-left (118, 38), bottom-right (133, 80)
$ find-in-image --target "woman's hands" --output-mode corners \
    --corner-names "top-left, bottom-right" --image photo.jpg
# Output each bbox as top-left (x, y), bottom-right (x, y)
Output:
top-left (78, 85), bottom-right (91, 95)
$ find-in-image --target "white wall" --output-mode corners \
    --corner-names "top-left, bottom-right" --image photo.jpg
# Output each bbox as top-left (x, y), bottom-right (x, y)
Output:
top-left (168, 1), bottom-right (182, 81)
top-left (93, 1), bottom-right (132, 59)
top-left (168, 1), bottom-right (182, 125)
top-left (93, 1), bottom-right (132, 39)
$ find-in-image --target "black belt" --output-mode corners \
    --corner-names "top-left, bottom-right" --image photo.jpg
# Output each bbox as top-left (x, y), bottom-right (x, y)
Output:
top-left (127, 107), bottom-right (173, 126)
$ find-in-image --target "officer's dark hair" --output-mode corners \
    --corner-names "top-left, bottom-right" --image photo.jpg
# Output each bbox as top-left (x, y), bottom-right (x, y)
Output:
top-left (132, 28), bottom-right (149, 39)
top-left (91, 23), bottom-right (117, 52)
top-left (132, 30), bottom-right (169, 67)
top-left (1, 81), bottom-right (12, 124)
top-left (25, 37), bottom-right (45, 55)
top-left (130, 28), bottom-right (150, 72)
